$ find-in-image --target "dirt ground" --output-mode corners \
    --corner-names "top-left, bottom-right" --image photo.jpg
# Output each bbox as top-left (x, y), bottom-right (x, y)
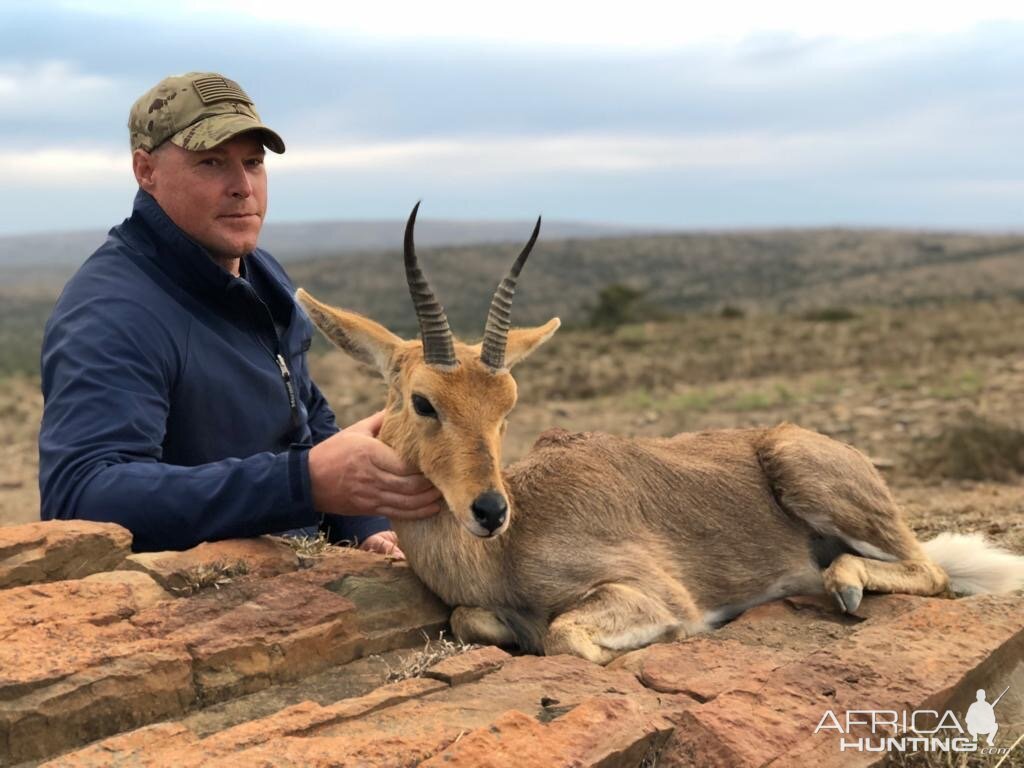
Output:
top-left (3, 301), bottom-right (1023, 555)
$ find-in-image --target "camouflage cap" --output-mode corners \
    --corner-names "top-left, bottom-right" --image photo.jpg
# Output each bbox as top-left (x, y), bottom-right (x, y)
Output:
top-left (128, 72), bottom-right (285, 154)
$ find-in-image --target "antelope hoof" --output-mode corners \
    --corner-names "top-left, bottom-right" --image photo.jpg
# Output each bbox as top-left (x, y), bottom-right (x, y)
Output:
top-left (831, 585), bottom-right (863, 613)
top-left (450, 606), bottom-right (517, 647)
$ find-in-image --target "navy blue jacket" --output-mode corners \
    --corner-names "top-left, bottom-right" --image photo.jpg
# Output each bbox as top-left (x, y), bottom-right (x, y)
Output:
top-left (39, 190), bottom-right (389, 552)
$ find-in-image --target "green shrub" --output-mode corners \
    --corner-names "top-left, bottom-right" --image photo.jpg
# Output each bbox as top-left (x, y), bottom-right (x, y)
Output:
top-left (585, 283), bottom-right (663, 330)
top-left (589, 284), bottom-right (643, 329)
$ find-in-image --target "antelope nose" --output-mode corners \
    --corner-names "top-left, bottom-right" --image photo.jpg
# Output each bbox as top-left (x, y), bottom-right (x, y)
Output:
top-left (471, 490), bottom-right (508, 534)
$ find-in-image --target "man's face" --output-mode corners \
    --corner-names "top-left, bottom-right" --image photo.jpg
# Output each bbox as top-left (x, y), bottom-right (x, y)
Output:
top-left (133, 132), bottom-right (268, 261)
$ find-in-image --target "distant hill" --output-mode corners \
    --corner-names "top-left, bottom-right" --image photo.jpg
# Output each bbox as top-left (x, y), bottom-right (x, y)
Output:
top-left (0, 218), bottom-right (654, 269)
top-left (285, 229), bottom-right (1024, 337)
top-left (2, 226), bottom-right (1022, 376)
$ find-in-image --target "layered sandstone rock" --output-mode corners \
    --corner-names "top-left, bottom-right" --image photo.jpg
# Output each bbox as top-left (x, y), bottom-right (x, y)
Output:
top-left (0, 521), bottom-right (447, 765)
top-left (0, 519), bottom-right (1021, 768)
top-left (119, 537), bottom-right (301, 592)
top-left (0, 519), bottom-right (131, 587)
top-left (45, 654), bottom-right (682, 767)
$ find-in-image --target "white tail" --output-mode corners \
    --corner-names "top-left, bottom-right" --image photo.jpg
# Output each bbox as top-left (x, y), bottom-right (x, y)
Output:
top-left (922, 533), bottom-right (1024, 595)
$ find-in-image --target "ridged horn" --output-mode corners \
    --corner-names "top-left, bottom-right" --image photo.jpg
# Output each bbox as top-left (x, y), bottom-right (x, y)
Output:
top-left (404, 202), bottom-right (456, 367)
top-left (479, 216), bottom-right (541, 371)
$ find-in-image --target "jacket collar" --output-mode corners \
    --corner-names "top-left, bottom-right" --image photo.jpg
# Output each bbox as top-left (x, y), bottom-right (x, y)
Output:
top-left (127, 189), bottom-right (245, 298)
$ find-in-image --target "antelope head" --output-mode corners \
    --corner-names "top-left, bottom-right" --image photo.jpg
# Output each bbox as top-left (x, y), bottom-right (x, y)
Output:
top-left (296, 203), bottom-right (560, 538)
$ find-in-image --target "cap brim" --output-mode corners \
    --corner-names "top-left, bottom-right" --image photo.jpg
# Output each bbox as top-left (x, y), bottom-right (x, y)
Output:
top-left (169, 114), bottom-right (286, 154)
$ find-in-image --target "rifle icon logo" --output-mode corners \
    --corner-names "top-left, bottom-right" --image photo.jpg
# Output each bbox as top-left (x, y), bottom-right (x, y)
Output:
top-left (966, 686), bottom-right (1009, 747)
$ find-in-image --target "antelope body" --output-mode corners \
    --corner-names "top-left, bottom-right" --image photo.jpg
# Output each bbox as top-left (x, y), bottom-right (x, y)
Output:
top-left (297, 205), bottom-right (1024, 664)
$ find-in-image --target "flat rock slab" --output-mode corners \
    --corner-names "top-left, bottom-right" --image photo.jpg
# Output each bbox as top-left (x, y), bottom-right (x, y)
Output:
top-left (420, 697), bottom-right (674, 768)
top-left (120, 537), bottom-right (301, 593)
top-left (610, 593), bottom-right (925, 703)
top-left (8, 522), bottom-right (1022, 768)
top-left (0, 547), bottom-right (448, 765)
top-left (0, 520), bottom-right (131, 588)
top-left (647, 594), bottom-right (1024, 768)
top-left (41, 592), bottom-right (1024, 767)
top-left (50, 654), bottom-right (684, 767)
top-left (424, 646), bottom-right (512, 686)
top-left (129, 575), bottom-right (362, 704)
top-left (177, 647), bottom-right (437, 739)
top-left (0, 571), bottom-right (190, 765)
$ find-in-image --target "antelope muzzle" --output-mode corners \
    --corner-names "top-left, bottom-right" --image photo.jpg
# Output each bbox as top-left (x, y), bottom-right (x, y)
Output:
top-left (470, 489), bottom-right (508, 536)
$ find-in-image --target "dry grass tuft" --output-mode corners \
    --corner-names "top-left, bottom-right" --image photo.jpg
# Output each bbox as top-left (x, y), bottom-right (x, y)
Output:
top-left (379, 631), bottom-right (479, 683)
top-left (277, 530), bottom-right (335, 559)
top-left (883, 741), bottom-right (1024, 767)
top-left (170, 559), bottom-right (250, 596)
top-left (639, 741), bottom-right (664, 768)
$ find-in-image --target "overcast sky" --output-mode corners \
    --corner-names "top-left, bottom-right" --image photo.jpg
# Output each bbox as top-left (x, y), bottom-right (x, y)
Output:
top-left (1, 0), bottom-right (1022, 235)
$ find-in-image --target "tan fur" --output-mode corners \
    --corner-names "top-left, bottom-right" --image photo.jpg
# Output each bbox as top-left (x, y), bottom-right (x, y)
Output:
top-left (297, 292), bottom-right (963, 663)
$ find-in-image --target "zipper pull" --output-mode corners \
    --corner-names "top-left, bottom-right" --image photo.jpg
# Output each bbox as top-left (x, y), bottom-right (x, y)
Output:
top-left (275, 353), bottom-right (291, 383)
top-left (276, 354), bottom-right (299, 428)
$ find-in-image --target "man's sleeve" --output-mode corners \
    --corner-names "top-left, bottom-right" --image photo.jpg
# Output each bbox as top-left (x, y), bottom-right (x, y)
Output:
top-left (302, 376), bottom-right (391, 544)
top-left (39, 296), bottom-right (320, 552)
top-left (306, 379), bottom-right (339, 444)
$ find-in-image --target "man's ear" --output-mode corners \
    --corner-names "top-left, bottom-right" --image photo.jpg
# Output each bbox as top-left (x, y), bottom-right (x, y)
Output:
top-left (295, 288), bottom-right (404, 378)
top-left (132, 148), bottom-right (157, 191)
top-left (504, 317), bottom-right (560, 369)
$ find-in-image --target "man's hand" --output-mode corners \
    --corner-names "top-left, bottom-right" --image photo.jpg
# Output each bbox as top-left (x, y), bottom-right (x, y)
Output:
top-left (360, 530), bottom-right (405, 560)
top-left (308, 410), bottom-right (442, 520)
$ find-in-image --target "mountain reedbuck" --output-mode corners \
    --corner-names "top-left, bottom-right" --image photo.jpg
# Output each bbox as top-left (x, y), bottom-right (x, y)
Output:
top-left (296, 204), bottom-right (1024, 664)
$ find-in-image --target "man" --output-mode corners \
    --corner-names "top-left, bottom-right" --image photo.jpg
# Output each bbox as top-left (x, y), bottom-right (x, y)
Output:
top-left (39, 72), bottom-right (440, 554)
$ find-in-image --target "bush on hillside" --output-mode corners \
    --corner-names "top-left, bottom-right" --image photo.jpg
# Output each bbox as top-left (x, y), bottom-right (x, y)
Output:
top-left (913, 414), bottom-right (1024, 481)
top-left (585, 283), bottom-right (664, 330)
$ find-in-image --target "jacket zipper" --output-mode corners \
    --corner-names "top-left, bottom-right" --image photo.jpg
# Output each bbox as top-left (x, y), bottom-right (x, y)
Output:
top-left (238, 280), bottom-right (303, 432)
top-left (275, 353), bottom-right (298, 415)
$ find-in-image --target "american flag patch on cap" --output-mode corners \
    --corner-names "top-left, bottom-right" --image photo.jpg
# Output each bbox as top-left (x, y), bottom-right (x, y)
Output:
top-left (192, 75), bottom-right (253, 105)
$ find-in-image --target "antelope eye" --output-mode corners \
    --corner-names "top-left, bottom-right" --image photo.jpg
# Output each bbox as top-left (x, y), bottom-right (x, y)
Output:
top-left (411, 394), bottom-right (438, 418)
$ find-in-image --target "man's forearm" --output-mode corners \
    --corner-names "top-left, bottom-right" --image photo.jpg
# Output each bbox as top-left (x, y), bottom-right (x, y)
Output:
top-left (55, 447), bottom-right (318, 552)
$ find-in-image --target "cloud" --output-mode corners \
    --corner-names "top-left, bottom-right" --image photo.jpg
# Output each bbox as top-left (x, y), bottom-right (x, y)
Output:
top-left (1, 3), bottom-right (1022, 232)
top-left (274, 129), bottom-right (928, 176)
top-left (940, 179), bottom-right (1024, 197)
top-left (0, 59), bottom-right (117, 112)
top-left (4, 7), bottom-right (1024, 143)
top-left (0, 118), bottom-right (949, 189)
top-left (56, 0), bottom-right (1024, 48)
top-left (0, 147), bottom-right (126, 186)
top-left (0, 56), bottom-right (133, 146)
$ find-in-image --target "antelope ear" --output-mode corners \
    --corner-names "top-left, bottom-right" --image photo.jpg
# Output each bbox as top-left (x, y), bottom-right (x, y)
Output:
top-left (295, 288), bottom-right (404, 377)
top-left (504, 317), bottom-right (560, 369)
